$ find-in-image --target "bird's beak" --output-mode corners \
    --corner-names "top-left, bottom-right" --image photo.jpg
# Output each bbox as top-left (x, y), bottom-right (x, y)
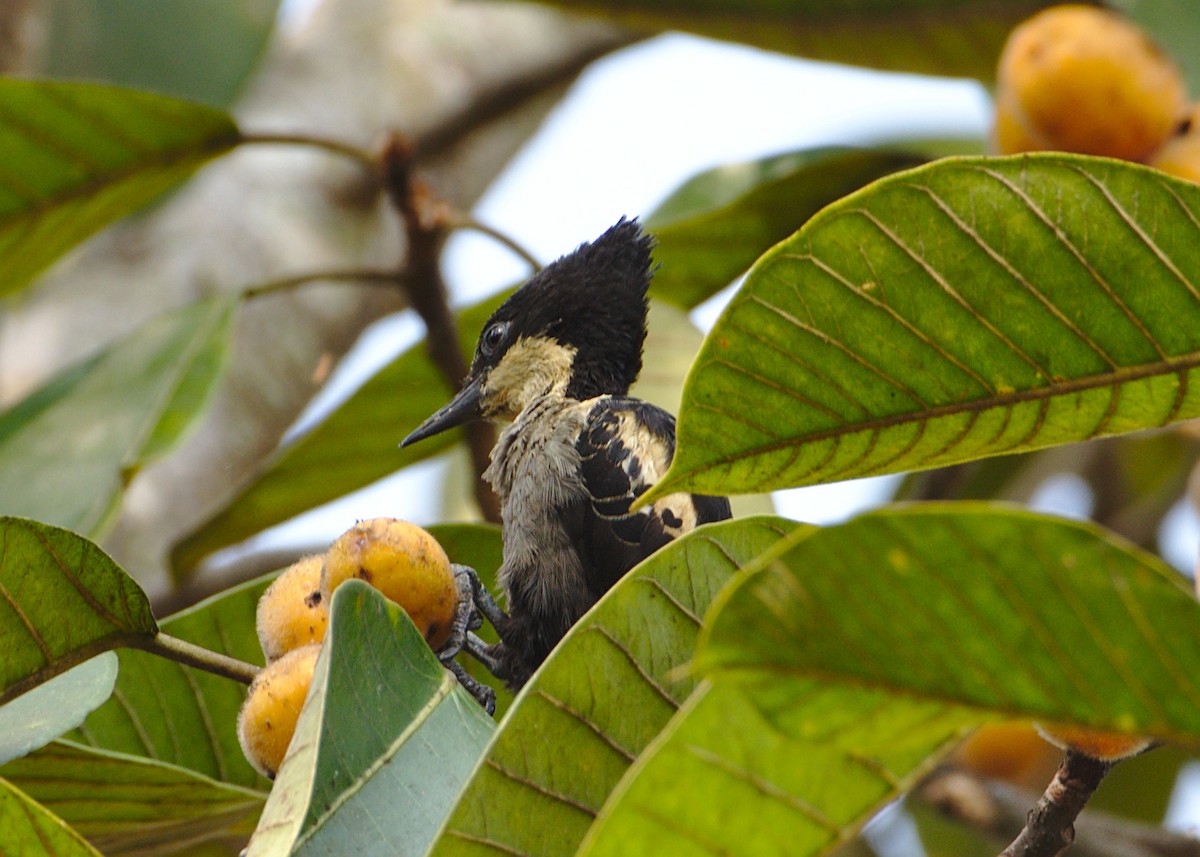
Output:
top-left (401, 375), bottom-right (485, 447)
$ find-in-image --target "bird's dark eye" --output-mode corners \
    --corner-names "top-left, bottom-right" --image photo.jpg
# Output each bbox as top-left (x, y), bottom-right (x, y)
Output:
top-left (481, 321), bottom-right (508, 356)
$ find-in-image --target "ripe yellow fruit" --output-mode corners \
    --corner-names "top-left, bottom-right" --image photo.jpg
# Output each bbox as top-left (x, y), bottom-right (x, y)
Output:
top-left (237, 643), bottom-right (320, 779)
top-left (256, 555), bottom-right (329, 662)
top-left (1150, 106), bottom-right (1200, 183)
top-left (321, 518), bottom-right (458, 650)
top-left (994, 5), bottom-right (1187, 161)
top-left (1035, 723), bottom-right (1154, 762)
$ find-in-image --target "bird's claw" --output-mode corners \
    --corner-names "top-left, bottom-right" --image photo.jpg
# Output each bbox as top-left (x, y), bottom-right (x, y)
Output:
top-left (439, 564), bottom-right (511, 713)
top-left (444, 659), bottom-right (496, 716)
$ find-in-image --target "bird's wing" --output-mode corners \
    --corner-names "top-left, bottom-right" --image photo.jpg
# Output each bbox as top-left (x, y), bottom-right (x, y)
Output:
top-left (573, 397), bottom-right (731, 595)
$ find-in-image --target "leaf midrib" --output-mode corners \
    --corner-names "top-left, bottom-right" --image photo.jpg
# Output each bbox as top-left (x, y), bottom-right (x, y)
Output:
top-left (689, 348), bottom-right (1200, 475)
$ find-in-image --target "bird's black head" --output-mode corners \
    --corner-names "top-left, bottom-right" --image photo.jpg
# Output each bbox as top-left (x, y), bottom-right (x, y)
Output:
top-left (402, 218), bottom-right (653, 446)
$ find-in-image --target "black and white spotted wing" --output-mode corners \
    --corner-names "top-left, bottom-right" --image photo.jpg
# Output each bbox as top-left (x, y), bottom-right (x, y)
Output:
top-left (572, 396), bottom-right (731, 596)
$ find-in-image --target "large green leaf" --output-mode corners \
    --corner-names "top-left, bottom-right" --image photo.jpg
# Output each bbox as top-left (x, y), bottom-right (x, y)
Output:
top-left (0, 80), bottom-right (240, 297)
top-left (648, 155), bottom-right (1200, 502)
top-left (700, 505), bottom-right (1200, 743)
top-left (428, 517), bottom-right (801, 857)
top-left (170, 291), bottom-right (512, 578)
top-left (0, 775), bottom-right (102, 857)
top-left (648, 147), bottom-right (926, 309)
top-left (583, 505), bottom-right (1200, 856)
top-left (68, 573), bottom-right (271, 789)
top-left (0, 518), bottom-right (156, 706)
top-left (543, 0), bottom-right (1053, 80)
top-left (45, 0), bottom-right (280, 108)
top-left (0, 297), bottom-right (237, 537)
top-left (578, 679), bottom-right (979, 857)
top-left (245, 581), bottom-right (495, 857)
top-left (2, 741), bottom-right (264, 857)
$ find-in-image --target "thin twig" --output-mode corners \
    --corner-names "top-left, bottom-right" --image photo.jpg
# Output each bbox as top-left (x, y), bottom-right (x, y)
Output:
top-left (447, 214), bottom-right (541, 272)
top-left (240, 267), bottom-right (406, 300)
top-left (133, 633), bottom-right (260, 685)
top-left (239, 131), bottom-right (378, 170)
top-left (999, 752), bottom-right (1113, 857)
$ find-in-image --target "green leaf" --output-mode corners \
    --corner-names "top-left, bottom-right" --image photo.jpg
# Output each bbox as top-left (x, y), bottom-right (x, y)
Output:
top-left (0, 518), bottom-right (156, 707)
top-left (0, 654), bottom-right (116, 766)
top-left (69, 573), bottom-right (272, 789)
top-left (578, 679), bottom-right (979, 857)
top-left (170, 290), bottom-right (512, 578)
top-left (648, 147), bottom-right (926, 309)
top-left (584, 504), bottom-right (1200, 856)
top-left (45, 0), bottom-right (281, 108)
top-left (245, 581), bottom-right (495, 857)
top-left (0, 297), bottom-right (237, 537)
top-left (0, 775), bottom-right (102, 857)
top-left (0, 80), bottom-right (240, 298)
top-left (540, 1), bottom-right (1054, 80)
top-left (2, 740), bottom-right (264, 857)
top-left (699, 505), bottom-right (1200, 745)
top-left (649, 155), bottom-right (1200, 501)
top-left (429, 516), bottom-right (802, 857)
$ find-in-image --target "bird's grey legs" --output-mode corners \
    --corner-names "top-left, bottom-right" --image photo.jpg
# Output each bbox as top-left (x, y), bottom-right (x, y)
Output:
top-left (439, 564), bottom-right (511, 714)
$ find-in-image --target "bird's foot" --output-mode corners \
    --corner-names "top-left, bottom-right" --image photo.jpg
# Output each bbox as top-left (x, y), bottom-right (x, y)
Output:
top-left (443, 659), bottom-right (496, 716)
top-left (438, 564), bottom-right (513, 712)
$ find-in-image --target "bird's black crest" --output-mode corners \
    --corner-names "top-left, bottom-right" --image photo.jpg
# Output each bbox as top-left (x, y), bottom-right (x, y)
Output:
top-left (475, 217), bottom-right (654, 399)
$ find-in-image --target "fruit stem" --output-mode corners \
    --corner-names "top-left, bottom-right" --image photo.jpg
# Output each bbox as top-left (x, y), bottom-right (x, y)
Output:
top-left (135, 633), bottom-right (261, 685)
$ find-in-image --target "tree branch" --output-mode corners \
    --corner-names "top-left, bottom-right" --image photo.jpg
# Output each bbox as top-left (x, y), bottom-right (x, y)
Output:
top-left (920, 764), bottom-right (1200, 857)
top-left (381, 134), bottom-right (501, 523)
top-left (999, 751), bottom-right (1113, 857)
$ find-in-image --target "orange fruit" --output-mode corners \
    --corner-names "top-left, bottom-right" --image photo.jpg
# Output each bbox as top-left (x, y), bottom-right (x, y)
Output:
top-left (1150, 105), bottom-right (1200, 183)
top-left (322, 518), bottom-right (458, 650)
top-left (237, 643), bottom-right (320, 779)
top-left (256, 555), bottom-right (329, 662)
top-left (994, 5), bottom-right (1186, 160)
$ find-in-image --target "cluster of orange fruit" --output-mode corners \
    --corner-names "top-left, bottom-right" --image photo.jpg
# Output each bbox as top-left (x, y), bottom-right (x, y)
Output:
top-left (993, 4), bottom-right (1199, 183)
top-left (236, 518), bottom-right (460, 778)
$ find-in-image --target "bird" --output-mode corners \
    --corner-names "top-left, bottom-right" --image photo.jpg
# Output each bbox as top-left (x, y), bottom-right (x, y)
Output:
top-left (401, 218), bottom-right (731, 687)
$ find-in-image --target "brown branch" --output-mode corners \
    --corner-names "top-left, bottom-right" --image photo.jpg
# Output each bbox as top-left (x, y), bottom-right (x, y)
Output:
top-left (921, 765), bottom-right (1200, 857)
top-left (1000, 751), bottom-right (1113, 857)
top-left (382, 134), bottom-right (501, 523)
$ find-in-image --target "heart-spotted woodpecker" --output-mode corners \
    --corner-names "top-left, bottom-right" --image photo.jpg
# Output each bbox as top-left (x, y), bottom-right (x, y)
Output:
top-left (403, 218), bottom-right (731, 689)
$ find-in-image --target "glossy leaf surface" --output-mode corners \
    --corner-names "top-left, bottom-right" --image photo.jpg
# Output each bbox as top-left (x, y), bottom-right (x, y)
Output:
top-left (246, 581), bottom-right (495, 857)
top-left (651, 156), bottom-right (1200, 501)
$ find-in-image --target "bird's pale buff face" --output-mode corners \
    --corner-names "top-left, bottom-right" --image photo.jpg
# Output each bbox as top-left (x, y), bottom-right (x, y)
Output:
top-left (479, 335), bottom-right (579, 421)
